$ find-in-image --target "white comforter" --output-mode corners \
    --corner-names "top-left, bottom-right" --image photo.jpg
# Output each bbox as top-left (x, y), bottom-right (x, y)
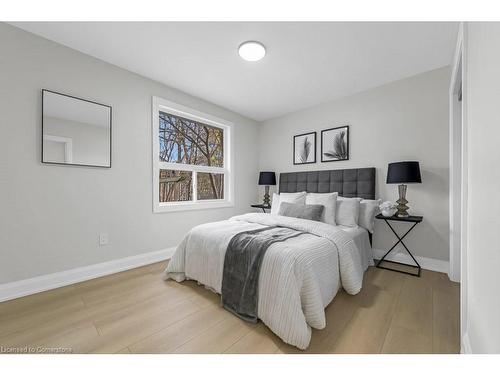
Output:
top-left (164, 213), bottom-right (365, 349)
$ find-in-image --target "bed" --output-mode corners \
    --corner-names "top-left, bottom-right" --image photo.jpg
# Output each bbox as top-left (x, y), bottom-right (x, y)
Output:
top-left (165, 168), bottom-right (376, 349)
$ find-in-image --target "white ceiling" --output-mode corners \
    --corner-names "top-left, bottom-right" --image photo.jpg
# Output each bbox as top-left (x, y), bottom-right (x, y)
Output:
top-left (12, 22), bottom-right (458, 121)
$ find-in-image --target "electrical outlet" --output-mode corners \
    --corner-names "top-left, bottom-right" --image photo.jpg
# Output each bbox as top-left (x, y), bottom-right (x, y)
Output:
top-left (99, 233), bottom-right (109, 246)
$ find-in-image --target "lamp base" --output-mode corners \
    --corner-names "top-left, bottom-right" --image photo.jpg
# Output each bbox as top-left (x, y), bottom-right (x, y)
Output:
top-left (263, 185), bottom-right (270, 206)
top-left (396, 184), bottom-right (409, 217)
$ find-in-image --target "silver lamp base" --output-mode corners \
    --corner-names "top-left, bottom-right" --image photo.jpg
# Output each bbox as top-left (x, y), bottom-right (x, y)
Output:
top-left (396, 184), bottom-right (409, 217)
top-left (263, 185), bottom-right (270, 206)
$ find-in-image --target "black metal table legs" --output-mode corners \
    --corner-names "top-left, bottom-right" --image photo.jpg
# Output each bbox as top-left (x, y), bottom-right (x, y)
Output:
top-left (376, 219), bottom-right (421, 277)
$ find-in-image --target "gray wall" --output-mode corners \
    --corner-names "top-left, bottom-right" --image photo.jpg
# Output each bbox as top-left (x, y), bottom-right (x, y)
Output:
top-left (259, 67), bottom-right (450, 262)
top-left (0, 23), bottom-right (260, 284)
top-left (465, 22), bottom-right (500, 353)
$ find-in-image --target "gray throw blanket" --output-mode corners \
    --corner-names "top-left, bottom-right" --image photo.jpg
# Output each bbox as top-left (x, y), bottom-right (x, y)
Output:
top-left (221, 226), bottom-right (304, 323)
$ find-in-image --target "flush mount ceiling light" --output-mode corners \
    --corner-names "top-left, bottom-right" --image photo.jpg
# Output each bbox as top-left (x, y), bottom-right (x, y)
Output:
top-left (238, 41), bottom-right (266, 62)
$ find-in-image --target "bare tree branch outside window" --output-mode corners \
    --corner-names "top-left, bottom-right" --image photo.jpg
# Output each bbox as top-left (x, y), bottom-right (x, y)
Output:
top-left (159, 112), bottom-right (224, 202)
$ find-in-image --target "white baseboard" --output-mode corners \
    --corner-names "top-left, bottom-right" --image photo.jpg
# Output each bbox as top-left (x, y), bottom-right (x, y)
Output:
top-left (372, 248), bottom-right (450, 274)
top-left (461, 332), bottom-right (472, 354)
top-left (0, 247), bottom-right (176, 303)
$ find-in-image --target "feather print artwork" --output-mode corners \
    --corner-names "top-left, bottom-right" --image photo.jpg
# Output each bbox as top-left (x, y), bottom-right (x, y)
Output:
top-left (299, 136), bottom-right (311, 163)
top-left (293, 132), bottom-right (316, 164)
top-left (321, 126), bottom-right (349, 162)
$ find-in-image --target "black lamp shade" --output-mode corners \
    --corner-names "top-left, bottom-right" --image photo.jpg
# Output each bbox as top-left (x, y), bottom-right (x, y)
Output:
top-left (386, 161), bottom-right (422, 184)
top-left (258, 171), bottom-right (276, 186)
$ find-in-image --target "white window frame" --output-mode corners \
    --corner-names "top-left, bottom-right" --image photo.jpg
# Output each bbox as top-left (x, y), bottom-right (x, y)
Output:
top-left (152, 96), bottom-right (234, 213)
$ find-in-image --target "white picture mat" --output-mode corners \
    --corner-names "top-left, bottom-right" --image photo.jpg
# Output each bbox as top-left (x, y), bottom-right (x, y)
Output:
top-left (294, 132), bottom-right (316, 164)
top-left (321, 126), bottom-right (349, 161)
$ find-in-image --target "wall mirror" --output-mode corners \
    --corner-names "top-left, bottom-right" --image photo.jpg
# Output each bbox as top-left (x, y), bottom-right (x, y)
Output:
top-left (42, 89), bottom-right (112, 168)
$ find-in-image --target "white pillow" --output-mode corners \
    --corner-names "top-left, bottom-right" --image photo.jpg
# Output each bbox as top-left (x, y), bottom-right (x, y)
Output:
top-left (270, 192), bottom-right (306, 215)
top-left (358, 199), bottom-right (382, 233)
top-left (335, 197), bottom-right (362, 227)
top-left (305, 192), bottom-right (338, 225)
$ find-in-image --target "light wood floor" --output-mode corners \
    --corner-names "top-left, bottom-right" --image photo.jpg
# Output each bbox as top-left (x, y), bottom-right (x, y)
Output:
top-left (0, 261), bottom-right (459, 354)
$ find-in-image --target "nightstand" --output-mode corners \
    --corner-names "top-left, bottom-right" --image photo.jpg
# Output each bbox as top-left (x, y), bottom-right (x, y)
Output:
top-left (375, 213), bottom-right (423, 277)
top-left (251, 204), bottom-right (271, 213)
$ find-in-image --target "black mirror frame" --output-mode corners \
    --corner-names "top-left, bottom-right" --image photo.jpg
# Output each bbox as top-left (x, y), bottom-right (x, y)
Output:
top-left (41, 89), bottom-right (112, 168)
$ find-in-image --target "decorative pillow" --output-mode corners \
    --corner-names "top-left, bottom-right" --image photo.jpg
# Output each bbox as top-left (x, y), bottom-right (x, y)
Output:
top-left (270, 193), bottom-right (280, 215)
top-left (358, 199), bottom-right (382, 233)
top-left (270, 192), bottom-right (306, 215)
top-left (278, 202), bottom-right (324, 222)
top-left (335, 197), bottom-right (362, 227)
top-left (305, 192), bottom-right (338, 226)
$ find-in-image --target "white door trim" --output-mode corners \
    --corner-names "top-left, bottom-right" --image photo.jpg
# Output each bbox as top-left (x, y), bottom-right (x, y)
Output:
top-left (449, 22), bottom-right (469, 354)
top-left (460, 22), bottom-right (470, 354)
top-left (449, 24), bottom-right (463, 283)
top-left (43, 134), bottom-right (73, 163)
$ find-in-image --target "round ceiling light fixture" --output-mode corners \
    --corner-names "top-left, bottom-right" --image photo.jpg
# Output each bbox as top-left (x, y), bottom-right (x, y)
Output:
top-left (238, 41), bottom-right (266, 62)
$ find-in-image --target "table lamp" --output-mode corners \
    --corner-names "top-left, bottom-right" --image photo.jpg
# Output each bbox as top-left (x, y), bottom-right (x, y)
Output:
top-left (386, 161), bottom-right (422, 217)
top-left (258, 172), bottom-right (276, 207)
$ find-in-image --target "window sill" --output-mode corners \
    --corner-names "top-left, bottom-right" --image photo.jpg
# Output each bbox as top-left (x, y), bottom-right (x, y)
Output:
top-left (154, 201), bottom-right (234, 213)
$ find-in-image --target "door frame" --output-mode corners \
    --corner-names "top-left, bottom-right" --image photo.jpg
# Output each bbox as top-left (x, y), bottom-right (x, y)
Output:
top-left (449, 25), bottom-right (463, 283)
top-left (449, 22), bottom-right (469, 353)
top-left (43, 134), bottom-right (73, 164)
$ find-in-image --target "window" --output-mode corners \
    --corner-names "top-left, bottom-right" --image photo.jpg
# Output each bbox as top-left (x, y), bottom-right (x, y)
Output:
top-left (152, 97), bottom-right (233, 212)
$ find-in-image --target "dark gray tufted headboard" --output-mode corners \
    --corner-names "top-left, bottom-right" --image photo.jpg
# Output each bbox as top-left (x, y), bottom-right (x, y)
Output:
top-left (279, 168), bottom-right (376, 199)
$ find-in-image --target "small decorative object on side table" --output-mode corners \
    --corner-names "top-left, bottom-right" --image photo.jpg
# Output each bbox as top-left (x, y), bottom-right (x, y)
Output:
top-left (251, 204), bottom-right (271, 213)
top-left (379, 201), bottom-right (398, 217)
top-left (375, 213), bottom-right (423, 277)
top-left (258, 171), bottom-right (276, 206)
